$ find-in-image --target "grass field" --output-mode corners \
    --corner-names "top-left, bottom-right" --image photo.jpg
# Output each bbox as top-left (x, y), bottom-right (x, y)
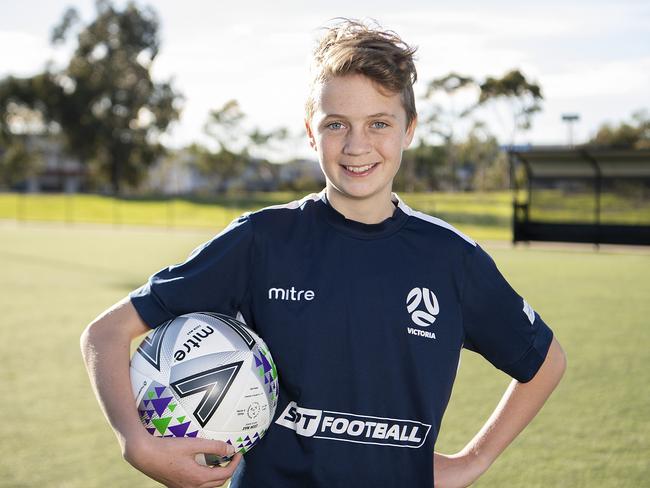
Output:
top-left (1, 194), bottom-right (649, 487)
top-left (0, 191), bottom-right (513, 241)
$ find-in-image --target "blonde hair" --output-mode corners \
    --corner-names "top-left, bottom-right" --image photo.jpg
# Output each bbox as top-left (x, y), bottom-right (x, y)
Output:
top-left (305, 18), bottom-right (418, 128)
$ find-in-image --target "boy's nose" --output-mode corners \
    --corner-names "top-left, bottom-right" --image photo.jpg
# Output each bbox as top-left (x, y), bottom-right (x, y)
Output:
top-left (343, 128), bottom-right (372, 156)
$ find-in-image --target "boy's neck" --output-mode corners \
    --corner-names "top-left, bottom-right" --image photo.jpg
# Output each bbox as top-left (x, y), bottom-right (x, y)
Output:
top-left (325, 187), bottom-right (396, 224)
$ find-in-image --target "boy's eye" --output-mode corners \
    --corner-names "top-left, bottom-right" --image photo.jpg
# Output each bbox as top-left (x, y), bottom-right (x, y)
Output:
top-left (371, 121), bottom-right (389, 129)
top-left (326, 121), bottom-right (345, 130)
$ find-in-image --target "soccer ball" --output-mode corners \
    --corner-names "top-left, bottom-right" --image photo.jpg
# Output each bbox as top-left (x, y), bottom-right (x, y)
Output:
top-left (130, 312), bottom-right (279, 465)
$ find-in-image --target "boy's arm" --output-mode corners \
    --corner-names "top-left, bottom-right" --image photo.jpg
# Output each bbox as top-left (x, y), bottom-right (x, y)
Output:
top-left (433, 336), bottom-right (567, 488)
top-left (80, 297), bottom-right (241, 488)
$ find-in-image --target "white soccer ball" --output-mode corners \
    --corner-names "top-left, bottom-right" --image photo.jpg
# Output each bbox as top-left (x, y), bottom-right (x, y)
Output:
top-left (130, 312), bottom-right (279, 465)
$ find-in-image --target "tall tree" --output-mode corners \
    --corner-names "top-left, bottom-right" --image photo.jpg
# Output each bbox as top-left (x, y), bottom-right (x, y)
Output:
top-left (420, 69), bottom-right (543, 189)
top-left (199, 100), bottom-right (290, 192)
top-left (474, 69), bottom-right (543, 145)
top-left (203, 99), bottom-right (247, 154)
top-left (199, 100), bottom-right (249, 190)
top-left (421, 72), bottom-right (477, 143)
top-left (0, 0), bottom-right (182, 193)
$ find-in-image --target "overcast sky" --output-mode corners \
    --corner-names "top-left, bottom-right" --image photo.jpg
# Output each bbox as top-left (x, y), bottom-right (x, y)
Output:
top-left (1, 0), bottom-right (649, 160)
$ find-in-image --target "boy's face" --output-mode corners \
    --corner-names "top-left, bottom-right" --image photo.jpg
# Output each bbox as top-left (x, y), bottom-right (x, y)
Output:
top-left (306, 74), bottom-right (415, 209)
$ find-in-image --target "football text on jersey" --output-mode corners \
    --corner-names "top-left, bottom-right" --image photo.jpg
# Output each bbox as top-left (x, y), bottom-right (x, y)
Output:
top-left (276, 401), bottom-right (431, 448)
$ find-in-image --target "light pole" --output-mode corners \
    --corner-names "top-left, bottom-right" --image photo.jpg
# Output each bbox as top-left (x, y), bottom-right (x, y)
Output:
top-left (561, 113), bottom-right (580, 147)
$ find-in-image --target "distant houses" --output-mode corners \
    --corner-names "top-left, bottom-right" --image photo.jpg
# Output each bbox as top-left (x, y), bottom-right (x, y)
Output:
top-left (2, 137), bottom-right (324, 194)
top-left (1, 136), bottom-right (86, 193)
top-left (144, 149), bottom-right (324, 194)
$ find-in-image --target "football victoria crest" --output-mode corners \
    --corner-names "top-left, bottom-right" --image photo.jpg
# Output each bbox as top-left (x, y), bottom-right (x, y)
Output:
top-left (406, 287), bottom-right (439, 327)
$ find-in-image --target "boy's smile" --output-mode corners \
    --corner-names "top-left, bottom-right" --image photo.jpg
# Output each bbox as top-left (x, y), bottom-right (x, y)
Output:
top-left (306, 74), bottom-right (416, 223)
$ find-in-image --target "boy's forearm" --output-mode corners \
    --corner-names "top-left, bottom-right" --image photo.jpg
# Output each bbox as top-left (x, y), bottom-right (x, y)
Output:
top-left (80, 297), bottom-right (151, 454)
top-left (461, 337), bottom-right (567, 469)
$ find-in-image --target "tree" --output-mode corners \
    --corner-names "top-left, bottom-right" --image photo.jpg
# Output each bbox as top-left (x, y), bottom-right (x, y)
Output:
top-left (199, 100), bottom-right (249, 191)
top-left (589, 110), bottom-right (650, 148)
top-left (199, 100), bottom-right (290, 192)
top-left (248, 127), bottom-right (289, 159)
top-left (0, 138), bottom-right (42, 189)
top-left (474, 69), bottom-right (543, 145)
top-left (397, 140), bottom-right (447, 191)
top-left (419, 69), bottom-right (543, 190)
top-left (457, 122), bottom-right (508, 191)
top-left (0, 98), bottom-right (46, 188)
top-left (0, 0), bottom-right (182, 193)
top-left (203, 99), bottom-right (247, 154)
top-left (419, 73), bottom-right (479, 190)
top-left (204, 99), bottom-right (290, 159)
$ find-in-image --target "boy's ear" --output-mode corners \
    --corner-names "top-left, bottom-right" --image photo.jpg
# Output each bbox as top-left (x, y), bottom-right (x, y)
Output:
top-left (402, 117), bottom-right (417, 150)
top-left (305, 119), bottom-right (317, 151)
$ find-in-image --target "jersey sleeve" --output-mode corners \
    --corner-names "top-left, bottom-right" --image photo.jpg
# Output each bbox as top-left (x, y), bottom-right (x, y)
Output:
top-left (460, 245), bottom-right (553, 383)
top-left (129, 214), bottom-right (254, 328)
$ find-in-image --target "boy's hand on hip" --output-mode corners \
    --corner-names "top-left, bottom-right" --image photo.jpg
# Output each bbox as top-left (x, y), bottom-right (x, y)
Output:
top-left (124, 434), bottom-right (241, 488)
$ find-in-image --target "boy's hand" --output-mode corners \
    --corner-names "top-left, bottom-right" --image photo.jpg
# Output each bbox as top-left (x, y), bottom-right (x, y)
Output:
top-left (125, 435), bottom-right (242, 488)
top-left (433, 451), bottom-right (487, 488)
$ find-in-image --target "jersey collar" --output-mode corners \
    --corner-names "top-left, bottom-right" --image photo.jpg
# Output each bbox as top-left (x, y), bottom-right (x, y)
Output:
top-left (317, 189), bottom-right (410, 239)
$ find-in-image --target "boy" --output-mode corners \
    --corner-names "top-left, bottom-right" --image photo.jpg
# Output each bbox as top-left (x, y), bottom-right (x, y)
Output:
top-left (81, 19), bottom-right (566, 488)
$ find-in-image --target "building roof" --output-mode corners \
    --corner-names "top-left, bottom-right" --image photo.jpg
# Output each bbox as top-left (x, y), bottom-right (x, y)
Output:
top-left (507, 146), bottom-right (650, 178)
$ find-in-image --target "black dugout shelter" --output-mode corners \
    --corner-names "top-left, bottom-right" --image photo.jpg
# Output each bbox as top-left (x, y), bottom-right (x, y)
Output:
top-left (508, 146), bottom-right (650, 245)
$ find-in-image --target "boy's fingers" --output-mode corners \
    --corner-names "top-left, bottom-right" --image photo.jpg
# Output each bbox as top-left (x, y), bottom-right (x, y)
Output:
top-left (196, 454), bottom-right (242, 486)
top-left (188, 437), bottom-right (236, 457)
top-left (219, 452), bottom-right (242, 477)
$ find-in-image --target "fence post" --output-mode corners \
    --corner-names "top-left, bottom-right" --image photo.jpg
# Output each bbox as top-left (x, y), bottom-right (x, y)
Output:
top-left (17, 192), bottom-right (26, 223)
top-left (65, 193), bottom-right (74, 225)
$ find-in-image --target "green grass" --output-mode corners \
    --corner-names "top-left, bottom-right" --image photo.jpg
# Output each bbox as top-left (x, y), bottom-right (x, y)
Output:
top-left (1, 205), bottom-right (649, 486)
top-left (436, 245), bottom-right (650, 487)
top-left (0, 224), bottom-right (222, 487)
top-left (0, 192), bottom-right (308, 229)
top-left (0, 191), bottom-right (512, 242)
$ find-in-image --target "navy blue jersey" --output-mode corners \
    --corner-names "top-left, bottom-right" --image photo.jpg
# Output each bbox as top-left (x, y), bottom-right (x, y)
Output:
top-left (130, 191), bottom-right (553, 488)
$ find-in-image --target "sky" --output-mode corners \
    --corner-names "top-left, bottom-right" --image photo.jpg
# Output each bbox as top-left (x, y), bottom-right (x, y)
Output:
top-left (1, 0), bottom-right (649, 161)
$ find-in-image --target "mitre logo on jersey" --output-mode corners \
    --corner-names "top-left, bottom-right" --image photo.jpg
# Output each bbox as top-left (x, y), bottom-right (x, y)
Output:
top-left (406, 287), bottom-right (439, 339)
top-left (275, 401), bottom-right (431, 449)
top-left (267, 286), bottom-right (315, 301)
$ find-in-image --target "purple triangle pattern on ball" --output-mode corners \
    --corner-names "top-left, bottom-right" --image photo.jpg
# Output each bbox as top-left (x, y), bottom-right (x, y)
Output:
top-left (226, 431), bottom-right (263, 454)
top-left (137, 381), bottom-right (199, 439)
top-left (151, 396), bottom-right (172, 417)
top-left (168, 421), bottom-right (191, 438)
